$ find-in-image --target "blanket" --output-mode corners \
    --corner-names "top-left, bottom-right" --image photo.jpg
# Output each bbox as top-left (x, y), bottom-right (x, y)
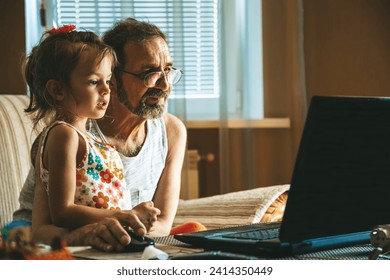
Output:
top-left (173, 184), bottom-right (290, 230)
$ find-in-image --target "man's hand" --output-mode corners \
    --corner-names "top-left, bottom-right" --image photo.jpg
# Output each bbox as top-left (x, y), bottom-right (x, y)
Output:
top-left (85, 202), bottom-right (161, 252)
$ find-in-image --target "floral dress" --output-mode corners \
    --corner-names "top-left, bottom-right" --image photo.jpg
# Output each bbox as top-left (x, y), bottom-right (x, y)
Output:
top-left (39, 121), bottom-right (132, 210)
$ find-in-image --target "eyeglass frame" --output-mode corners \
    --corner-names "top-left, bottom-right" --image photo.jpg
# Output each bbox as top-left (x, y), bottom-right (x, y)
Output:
top-left (119, 67), bottom-right (183, 88)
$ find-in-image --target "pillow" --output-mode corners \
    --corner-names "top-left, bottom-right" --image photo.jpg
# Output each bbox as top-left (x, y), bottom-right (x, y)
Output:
top-left (173, 184), bottom-right (290, 230)
top-left (0, 95), bottom-right (37, 230)
top-left (260, 191), bottom-right (288, 223)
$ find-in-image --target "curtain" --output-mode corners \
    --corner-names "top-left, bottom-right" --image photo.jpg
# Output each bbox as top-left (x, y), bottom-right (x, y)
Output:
top-left (217, 0), bottom-right (307, 194)
top-left (284, 0), bottom-right (307, 156)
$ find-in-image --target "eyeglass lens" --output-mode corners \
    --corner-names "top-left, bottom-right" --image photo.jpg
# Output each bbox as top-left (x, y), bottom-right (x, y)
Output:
top-left (144, 69), bottom-right (181, 87)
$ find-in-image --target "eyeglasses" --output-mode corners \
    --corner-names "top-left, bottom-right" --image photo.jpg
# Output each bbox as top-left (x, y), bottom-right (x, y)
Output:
top-left (119, 67), bottom-right (183, 88)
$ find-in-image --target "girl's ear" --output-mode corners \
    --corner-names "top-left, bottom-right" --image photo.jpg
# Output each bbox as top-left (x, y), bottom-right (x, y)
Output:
top-left (46, 79), bottom-right (65, 101)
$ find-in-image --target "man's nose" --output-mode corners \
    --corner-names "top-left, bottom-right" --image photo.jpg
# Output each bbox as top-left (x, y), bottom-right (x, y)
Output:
top-left (153, 72), bottom-right (170, 91)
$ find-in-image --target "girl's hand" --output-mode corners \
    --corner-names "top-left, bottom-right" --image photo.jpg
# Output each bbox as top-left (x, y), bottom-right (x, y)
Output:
top-left (127, 201), bottom-right (161, 233)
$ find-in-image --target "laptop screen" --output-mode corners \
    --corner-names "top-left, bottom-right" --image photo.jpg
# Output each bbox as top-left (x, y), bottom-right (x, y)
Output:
top-left (280, 96), bottom-right (390, 243)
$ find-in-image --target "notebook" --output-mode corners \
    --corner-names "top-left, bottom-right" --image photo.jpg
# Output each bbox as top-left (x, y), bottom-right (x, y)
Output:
top-left (174, 95), bottom-right (390, 257)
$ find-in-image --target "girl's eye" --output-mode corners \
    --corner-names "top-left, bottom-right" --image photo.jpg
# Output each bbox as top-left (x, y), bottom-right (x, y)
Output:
top-left (89, 80), bottom-right (98, 86)
top-left (106, 80), bottom-right (111, 85)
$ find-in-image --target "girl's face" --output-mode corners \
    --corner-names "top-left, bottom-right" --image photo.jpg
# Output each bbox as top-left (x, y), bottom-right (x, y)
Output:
top-left (63, 50), bottom-right (112, 123)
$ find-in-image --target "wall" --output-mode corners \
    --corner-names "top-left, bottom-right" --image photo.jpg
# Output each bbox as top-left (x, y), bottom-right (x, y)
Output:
top-left (0, 0), bottom-right (26, 94)
top-left (304, 0), bottom-right (390, 100)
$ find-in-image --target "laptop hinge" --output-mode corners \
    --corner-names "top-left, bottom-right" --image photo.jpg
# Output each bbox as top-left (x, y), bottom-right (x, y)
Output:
top-left (290, 231), bottom-right (371, 254)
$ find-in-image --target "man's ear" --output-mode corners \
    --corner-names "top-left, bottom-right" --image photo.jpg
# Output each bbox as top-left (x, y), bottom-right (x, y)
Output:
top-left (109, 75), bottom-right (117, 96)
top-left (46, 79), bottom-right (65, 101)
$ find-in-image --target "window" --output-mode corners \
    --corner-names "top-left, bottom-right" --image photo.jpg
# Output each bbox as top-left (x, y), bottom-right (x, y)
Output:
top-left (26, 0), bottom-right (263, 121)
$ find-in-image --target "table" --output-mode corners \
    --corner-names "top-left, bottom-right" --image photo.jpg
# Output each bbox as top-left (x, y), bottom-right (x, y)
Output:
top-left (69, 235), bottom-right (387, 260)
top-left (69, 236), bottom-right (202, 260)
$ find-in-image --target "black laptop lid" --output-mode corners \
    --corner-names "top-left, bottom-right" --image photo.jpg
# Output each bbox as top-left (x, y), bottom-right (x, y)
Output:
top-left (280, 96), bottom-right (390, 243)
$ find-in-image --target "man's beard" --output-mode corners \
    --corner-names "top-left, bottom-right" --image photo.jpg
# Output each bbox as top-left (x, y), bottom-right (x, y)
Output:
top-left (118, 86), bottom-right (168, 119)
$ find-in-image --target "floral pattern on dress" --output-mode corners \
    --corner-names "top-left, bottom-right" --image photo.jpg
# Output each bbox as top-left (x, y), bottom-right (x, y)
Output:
top-left (74, 132), bottom-right (132, 210)
top-left (93, 192), bottom-right (109, 209)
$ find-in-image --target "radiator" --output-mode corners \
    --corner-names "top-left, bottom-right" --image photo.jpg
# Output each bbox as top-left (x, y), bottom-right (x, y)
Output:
top-left (180, 149), bottom-right (201, 199)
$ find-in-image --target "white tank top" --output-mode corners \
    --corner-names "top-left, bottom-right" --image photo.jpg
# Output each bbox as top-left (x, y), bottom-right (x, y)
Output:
top-left (91, 118), bottom-right (168, 207)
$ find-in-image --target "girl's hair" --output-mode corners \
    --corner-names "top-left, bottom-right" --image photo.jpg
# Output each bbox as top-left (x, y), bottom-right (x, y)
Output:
top-left (24, 28), bottom-right (117, 129)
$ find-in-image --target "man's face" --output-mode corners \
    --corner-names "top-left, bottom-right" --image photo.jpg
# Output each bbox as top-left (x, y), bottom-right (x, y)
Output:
top-left (118, 37), bottom-right (173, 119)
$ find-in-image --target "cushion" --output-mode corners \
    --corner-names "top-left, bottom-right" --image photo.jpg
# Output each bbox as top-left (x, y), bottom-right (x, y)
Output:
top-left (173, 184), bottom-right (290, 230)
top-left (0, 95), bottom-right (37, 230)
top-left (260, 191), bottom-right (288, 223)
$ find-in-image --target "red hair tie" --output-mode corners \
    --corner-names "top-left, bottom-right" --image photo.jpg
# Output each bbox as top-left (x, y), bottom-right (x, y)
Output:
top-left (49, 24), bottom-right (76, 34)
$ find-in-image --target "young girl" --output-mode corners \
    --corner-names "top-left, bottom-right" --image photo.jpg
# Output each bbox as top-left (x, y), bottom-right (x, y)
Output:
top-left (25, 25), bottom-right (139, 230)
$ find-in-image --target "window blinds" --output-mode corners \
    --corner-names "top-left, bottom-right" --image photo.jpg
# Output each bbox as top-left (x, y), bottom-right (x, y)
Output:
top-left (56, 0), bottom-right (220, 98)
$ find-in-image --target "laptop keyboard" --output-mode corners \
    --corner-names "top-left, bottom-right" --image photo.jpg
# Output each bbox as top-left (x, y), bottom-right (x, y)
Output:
top-left (222, 227), bottom-right (280, 240)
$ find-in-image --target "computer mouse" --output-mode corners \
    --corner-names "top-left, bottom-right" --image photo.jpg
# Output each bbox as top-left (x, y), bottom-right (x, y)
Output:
top-left (124, 230), bottom-right (155, 252)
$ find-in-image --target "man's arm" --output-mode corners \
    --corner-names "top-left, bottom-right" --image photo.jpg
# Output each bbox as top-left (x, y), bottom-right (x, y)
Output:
top-left (12, 167), bottom-right (35, 222)
top-left (150, 113), bottom-right (187, 236)
top-left (33, 207), bottom-right (157, 252)
top-left (29, 163), bottom-right (168, 248)
top-left (32, 169), bottom-right (155, 251)
top-left (13, 133), bottom-right (41, 222)
top-left (32, 169), bottom-right (159, 251)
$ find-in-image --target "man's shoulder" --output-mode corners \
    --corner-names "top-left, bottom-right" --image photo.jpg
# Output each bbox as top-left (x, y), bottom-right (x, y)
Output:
top-left (163, 113), bottom-right (186, 134)
top-left (162, 114), bottom-right (187, 156)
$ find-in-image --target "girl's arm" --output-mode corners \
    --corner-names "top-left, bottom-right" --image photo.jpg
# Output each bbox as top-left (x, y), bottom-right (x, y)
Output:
top-left (31, 157), bottom-right (69, 241)
top-left (43, 124), bottom-right (119, 228)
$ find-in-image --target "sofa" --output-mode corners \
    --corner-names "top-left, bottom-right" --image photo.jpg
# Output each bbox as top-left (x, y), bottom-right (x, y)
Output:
top-left (0, 94), bottom-right (289, 233)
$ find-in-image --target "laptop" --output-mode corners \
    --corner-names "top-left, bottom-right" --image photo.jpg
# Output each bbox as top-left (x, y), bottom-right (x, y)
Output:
top-left (174, 95), bottom-right (390, 257)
